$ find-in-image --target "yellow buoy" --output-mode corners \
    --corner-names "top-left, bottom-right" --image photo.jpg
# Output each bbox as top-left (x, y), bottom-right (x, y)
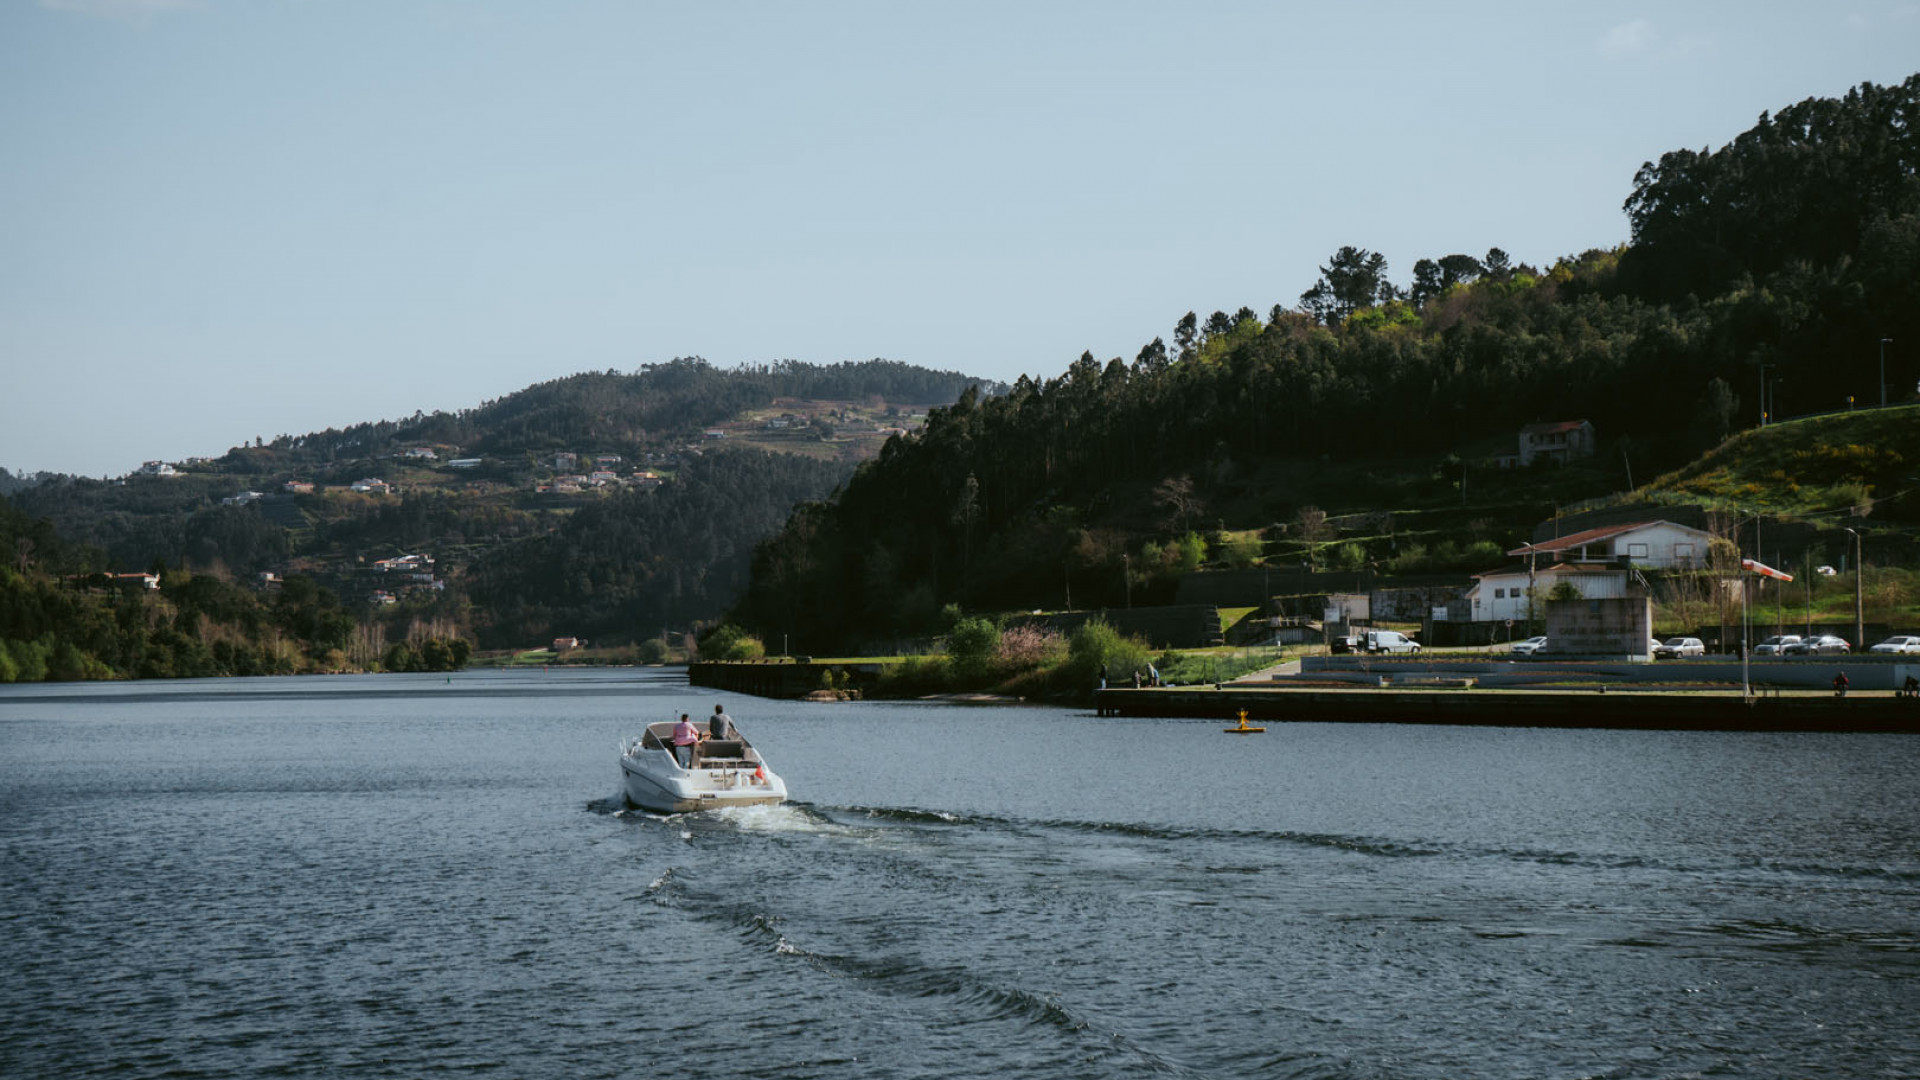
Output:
top-left (1224, 708), bottom-right (1265, 734)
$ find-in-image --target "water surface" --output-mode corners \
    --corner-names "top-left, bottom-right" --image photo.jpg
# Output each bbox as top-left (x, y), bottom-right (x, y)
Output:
top-left (3, 669), bottom-right (1916, 1078)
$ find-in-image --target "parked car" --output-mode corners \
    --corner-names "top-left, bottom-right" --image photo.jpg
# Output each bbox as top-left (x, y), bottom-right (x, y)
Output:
top-left (1329, 634), bottom-right (1361, 654)
top-left (1752, 634), bottom-right (1802, 656)
top-left (1869, 635), bottom-right (1920, 655)
top-left (1815, 565), bottom-right (1837, 576)
top-left (1786, 634), bottom-right (1851, 656)
top-left (1654, 637), bottom-right (1705, 658)
top-left (1511, 635), bottom-right (1549, 656)
top-left (1363, 630), bottom-right (1421, 654)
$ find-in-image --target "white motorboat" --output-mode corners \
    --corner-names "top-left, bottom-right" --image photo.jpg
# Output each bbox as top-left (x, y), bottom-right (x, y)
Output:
top-left (619, 720), bottom-right (787, 813)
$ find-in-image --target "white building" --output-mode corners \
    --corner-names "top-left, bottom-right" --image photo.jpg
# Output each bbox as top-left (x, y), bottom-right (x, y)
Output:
top-left (1509, 520), bottom-right (1713, 570)
top-left (1517, 420), bottom-right (1596, 466)
top-left (1466, 563), bottom-right (1634, 623)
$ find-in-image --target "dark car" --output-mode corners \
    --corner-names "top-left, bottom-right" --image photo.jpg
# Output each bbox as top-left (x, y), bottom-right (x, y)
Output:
top-left (1329, 635), bottom-right (1361, 654)
top-left (1786, 634), bottom-right (1851, 656)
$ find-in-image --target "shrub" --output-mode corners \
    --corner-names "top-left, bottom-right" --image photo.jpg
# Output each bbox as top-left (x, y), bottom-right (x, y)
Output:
top-left (946, 616), bottom-right (1001, 685)
top-left (699, 623), bottom-right (766, 661)
top-left (1067, 618), bottom-right (1153, 689)
top-left (995, 624), bottom-right (1065, 670)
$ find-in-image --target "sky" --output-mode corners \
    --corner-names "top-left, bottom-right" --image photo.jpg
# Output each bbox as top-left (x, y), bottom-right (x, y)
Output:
top-left (3, 1), bottom-right (1917, 478)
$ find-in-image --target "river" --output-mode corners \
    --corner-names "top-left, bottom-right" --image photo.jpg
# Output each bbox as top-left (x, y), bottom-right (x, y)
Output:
top-left (2, 668), bottom-right (1916, 1078)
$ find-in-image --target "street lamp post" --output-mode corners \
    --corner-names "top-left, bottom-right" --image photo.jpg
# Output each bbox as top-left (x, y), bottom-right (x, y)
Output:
top-left (1758, 363), bottom-right (1772, 425)
top-left (1880, 337), bottom-right (1893, 408)
top-left (1845, 527), bottom-right (1863, 650)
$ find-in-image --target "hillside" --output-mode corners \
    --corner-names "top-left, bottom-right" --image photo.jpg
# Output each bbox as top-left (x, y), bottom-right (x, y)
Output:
top-left (3, 359), bottom-right (1001, 670)
top-left (729, 76), bottom-right (1920, 653)
top-left (1640, 404), bottom-right (1920, 522)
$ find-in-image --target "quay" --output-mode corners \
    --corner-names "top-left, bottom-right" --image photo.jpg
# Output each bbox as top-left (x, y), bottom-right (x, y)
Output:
top-left (1094, 686), bottom-right (1920, 733)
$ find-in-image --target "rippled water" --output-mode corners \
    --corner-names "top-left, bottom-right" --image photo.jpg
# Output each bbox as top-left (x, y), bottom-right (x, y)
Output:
top-left (3, 669), bottom-right (1918, 1079)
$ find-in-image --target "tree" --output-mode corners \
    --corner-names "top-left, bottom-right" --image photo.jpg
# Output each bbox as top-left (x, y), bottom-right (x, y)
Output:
top-left (1300, 246), bottom-right (1394, 323)
top-left (1134, 337), bottom-right (1168, 373)
top-left (1296, 506), bottom-right (1333, 569)
top-left (1483, 247), bottom-right (1513, 280)
top-left (946, 616), bottom-right (1001, 684)
top-left (1153, 476), bottom-right (1204, 535)
top-left (1410, 259), bottom-right (1443, 305)
top-left (1173, 312), bottom-right (1199, 362)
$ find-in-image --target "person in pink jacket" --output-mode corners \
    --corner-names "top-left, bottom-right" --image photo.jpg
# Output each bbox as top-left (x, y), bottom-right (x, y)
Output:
top-left (671, 713), bottom-right (701, 767)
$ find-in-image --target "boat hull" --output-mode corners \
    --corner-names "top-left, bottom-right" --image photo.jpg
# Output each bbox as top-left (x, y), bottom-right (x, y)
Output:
top-left (619, 751), bottom-right (787, 814)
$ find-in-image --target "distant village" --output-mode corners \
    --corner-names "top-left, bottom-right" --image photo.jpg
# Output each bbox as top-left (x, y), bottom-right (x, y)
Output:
top-left (110, 401), bottom-right (931, 615)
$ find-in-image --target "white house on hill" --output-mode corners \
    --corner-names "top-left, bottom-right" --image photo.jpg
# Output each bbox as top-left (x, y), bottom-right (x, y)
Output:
top-left (1517, 420), bottom-right (1595, 466)
top-left (1510, 520), bottom-right (1714, 570)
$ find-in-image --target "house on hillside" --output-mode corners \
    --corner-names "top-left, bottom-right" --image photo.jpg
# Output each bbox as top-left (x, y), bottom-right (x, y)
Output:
top-left (1509, 520), bottom-right (1713, 570)
top-left (136, 460), bottom-right (177, 477)
top-left (403, 447), bottom-right (438, 460)
top-left (283, 480), bottom-right (315, 494)
top-left (1496, 420), bottom-right (1596, 468)
top-left (350, 478), bottom-right (392, 494)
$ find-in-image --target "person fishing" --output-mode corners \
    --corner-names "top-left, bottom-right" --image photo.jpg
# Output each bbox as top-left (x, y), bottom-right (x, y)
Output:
top-left (1832, 671), bottom-right (1849, 699)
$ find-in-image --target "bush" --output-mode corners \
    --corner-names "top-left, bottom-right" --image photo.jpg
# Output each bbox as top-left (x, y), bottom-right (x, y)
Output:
top-left (1067, 618), bottom-right (1153, 690)
top-left (636, 636), bottom-right (669, 664)
top-left (699, 624), bottom-right (766, 661)
top-left (995, 624), bottom-right (1066, 670)
top-left (946, 616), bottom-right (1001, 685)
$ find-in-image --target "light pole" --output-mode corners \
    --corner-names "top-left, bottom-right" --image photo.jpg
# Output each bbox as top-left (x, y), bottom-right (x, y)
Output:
top-left (1880, 337), bottom-right (1893, 407)
top-left (1758, 363), bottom-right (1772, 425)
top-left (1845, 527), bottom-right (1863, 650)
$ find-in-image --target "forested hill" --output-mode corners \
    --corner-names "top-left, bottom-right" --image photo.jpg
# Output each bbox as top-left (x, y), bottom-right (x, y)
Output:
top-left (1, 358), bottom-right (1003, 677)
top-left (732, 75), bottom-right (1920, 653)
top-left (246, 358), bottom-right (1000, 466)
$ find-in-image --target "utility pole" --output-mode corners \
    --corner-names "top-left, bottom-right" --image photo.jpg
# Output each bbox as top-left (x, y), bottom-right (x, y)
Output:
top-left (1845, 527), bottom-right (1864, 649)
top-left (1758, 363), bottom-right (1772, 425)
top-left (1881, 337), bottom-right (1893, 407)
top-left (1525, 542), bottom-right (1537, 634)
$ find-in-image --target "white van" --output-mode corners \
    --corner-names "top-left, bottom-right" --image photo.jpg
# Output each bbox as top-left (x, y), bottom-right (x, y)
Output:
top-left (1364, 630), bottom-right (1421, 654)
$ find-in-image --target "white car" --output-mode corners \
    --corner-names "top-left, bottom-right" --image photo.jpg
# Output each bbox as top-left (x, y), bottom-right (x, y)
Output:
top-left (1869, 635), bottom-right (1920, 655)
top-left (1752, 634), bottom-right (1802, 656)
top-left (1511, 635), bottom-right (1548, 656)
top-left (1654, 636), bottom-right (1705, 658)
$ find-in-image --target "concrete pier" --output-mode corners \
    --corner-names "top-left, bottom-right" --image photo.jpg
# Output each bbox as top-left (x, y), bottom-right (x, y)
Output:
top-left (1094, 685), bottom-right (1920, 733)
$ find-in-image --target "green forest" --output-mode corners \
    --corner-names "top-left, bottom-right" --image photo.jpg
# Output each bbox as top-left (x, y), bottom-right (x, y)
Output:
top-left (730, 76), bottom-right (1920, 653)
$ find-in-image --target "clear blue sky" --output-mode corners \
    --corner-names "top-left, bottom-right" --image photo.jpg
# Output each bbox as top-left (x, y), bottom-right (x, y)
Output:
top-left (4, 1), bottom-right (1917, 478)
